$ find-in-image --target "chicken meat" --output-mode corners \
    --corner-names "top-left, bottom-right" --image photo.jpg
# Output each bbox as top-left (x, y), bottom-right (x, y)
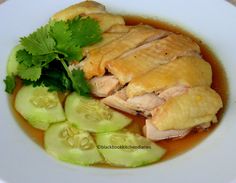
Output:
top-left (107, 34), bottom-right (200, 85)
top-left (151, 87), bottom-right (223, 130)
top-left (126, 56), bottom-right (212, 97)
top-left (82, 25), bottom-right (170, 79)
top-left (51, 1), bottom-right (125, 32)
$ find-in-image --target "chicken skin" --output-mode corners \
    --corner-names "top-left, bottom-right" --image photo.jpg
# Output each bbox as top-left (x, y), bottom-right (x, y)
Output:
top-left (107, 34), bottom-right (200, 85)
top-left (126, 56), bottom-right (212, 97)
top-left (151, 87), bottom-right (223, 130)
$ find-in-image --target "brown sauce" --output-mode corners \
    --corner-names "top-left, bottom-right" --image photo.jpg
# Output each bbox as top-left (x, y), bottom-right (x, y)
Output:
top-left (9, 16), bottom-right (228, 167)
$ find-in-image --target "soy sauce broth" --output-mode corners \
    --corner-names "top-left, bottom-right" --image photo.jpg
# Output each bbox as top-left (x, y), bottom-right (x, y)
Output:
top-left (9, 16), bottom-right (228, 166)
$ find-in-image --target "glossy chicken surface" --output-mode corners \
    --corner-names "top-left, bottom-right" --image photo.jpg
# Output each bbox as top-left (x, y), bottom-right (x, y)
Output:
top-left (126, 56), bottom-right (212, 97)
top-left (151, 87), bottom-right (222, 130)
top-left (83, 32), bottom-right (124, 56)
top-left (144, 120), bottom-right (191, 141)
top-left (107, 34), bottom-right (200, 85)
top-left (51, 1), bottom-right (106, 21)
top-left (51, 1), bottom-right (125, 32)
top-left (89, 75), bottom-right (121, 97)
top-left (83, 25), bottom-right (170, 79)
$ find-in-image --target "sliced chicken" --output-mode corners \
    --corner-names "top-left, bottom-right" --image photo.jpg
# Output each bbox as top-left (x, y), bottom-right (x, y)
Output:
top-left (102, 86), bottom-right (221, 140)
top-left (102, 88), bottom-right (164, 116)
top-left (101, 88), bottom-right (137, 115)
top-left (52, 1), bottom-right (124, 32)
top-left (51, 1), bottom-right (106, 21)
top-left (70, 33), bottom-right (125, 70)
top-left (82, 25), bottom-right (170, 79)
top-left (101, 85), bottom-right (186, 116)
top-left (107, 34), bottom-right (200, 85)
top-left (88, 13), bottom-right (125, 32)
top-left (195, 122), bottom-right (212, 132)
top-left (144, 119), bottom-right (191, 141)
top-left (151, 87), bottom-right (223, 131)
top-left (126, 56), bottom-right (212, 97)
top-left (144, 119), bottom-right (212, 141)
top-left (89, 75), bottom-right (121, 97)
top-left (127, 93), bottom-right (164, 114)
top-left (106, 24), bottom-right (132, 33)
top-left (69, 33), bottom-right (125, 71)
top-left (158, 85), bottom-right (189, 100)
top-left (83, 33), bottom-right (124, 56)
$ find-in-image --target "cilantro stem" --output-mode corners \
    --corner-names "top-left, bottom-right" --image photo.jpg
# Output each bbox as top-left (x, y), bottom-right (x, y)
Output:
top-left (60, 58), bottom-right (73, 79)
top-left (60, 58), bottom-right (78, 92)
top-left (60, 58), bottom-right (90, 96)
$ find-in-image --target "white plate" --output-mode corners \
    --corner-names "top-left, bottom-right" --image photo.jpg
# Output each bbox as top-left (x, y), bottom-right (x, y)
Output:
top-left (0, 1), bottom-right (236, 183)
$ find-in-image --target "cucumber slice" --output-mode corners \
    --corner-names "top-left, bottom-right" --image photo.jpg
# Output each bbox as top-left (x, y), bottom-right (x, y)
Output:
top-left (96, 131), bottom-right (166, 167)
top-left (45, 122), bottom-right (103, 165)
top-left (65, 92), bottom-right (131, 133)
top-left (7, 44), bottom-right (24, 75)
top-left (15, 85), bottom-right (66, 130)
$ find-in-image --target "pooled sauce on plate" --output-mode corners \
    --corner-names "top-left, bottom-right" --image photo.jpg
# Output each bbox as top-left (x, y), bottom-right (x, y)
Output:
top-left (9, 16), bottom-right (228, 167)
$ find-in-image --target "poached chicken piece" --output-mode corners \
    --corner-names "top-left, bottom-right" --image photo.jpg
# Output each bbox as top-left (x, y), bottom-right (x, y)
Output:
top-left (126, 56), bottom-right (212, 97)
top-left (101, 55), bottom-right (213, 117)
top-left (51, 1), bottom-right (106, 21)
top-left (83, 32), bottom-right (125, 56)
top-left (89, 75), bottom-right (121, 97)
top-left (107, 24), bottom-right (133, 33)
top-left (102, 88), bottom-right (164, 116)
top-left (151, 87), bottom-right (223, 130)
top-left (83, 25), bottom-right (170, 79)
top-left (143, 119), bottom-right (212, 141)
top-left (51, 1), bottom-right (125, 32)
top-left (107, 34), bottom-right (200, 85)
top-left (88, 13), bottom-right (125, 32)
top-left (101, 85), bottom-right (186, 117)
top-left (144, 120), bottom-right (191, 141)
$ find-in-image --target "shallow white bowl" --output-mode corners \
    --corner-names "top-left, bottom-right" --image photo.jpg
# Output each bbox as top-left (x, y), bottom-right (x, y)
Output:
top-left (0, 0), bottom-right (236, 183)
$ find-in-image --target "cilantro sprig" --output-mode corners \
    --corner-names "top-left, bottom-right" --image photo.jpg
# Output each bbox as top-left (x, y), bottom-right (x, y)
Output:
top-left (4, 16), bottom-right (102, 95)
top-left (4, 75), bottom-right (16, 94)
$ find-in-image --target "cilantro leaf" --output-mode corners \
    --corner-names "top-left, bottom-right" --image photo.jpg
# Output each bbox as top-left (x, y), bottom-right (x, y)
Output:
top-left (60, 59), bottom-right (90, 96)
top-left (41, 66), bottom-right (72, 92)
top-left (32, 53), bottom-right (58, 66)
top-left (64, 43), bottom-right (82, 62)
top-left (4, 75), bottom-right (16, 94)
top-left (69, 17), bottom-right (102, 47)
top-left (61, 74), bottom-right (71, 90)
top-left (20, 25), bottom-right (56, 55)
top-left (50, 21), bottom-right (71, 51)
top-left (71, 69), bottom-right (90, 96)
top-left (16, 49), bottom-right (33, 67)
top-left (23, 60), bottom-right (72, 92)
top-left (50, 21), bottom-right (82, 62)
top-left (42, 72), bottom-right (72, 92)
top-left (16, 49), bottom-right (57, 68)
top-left (18, 64), bottom-right (42, 81)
